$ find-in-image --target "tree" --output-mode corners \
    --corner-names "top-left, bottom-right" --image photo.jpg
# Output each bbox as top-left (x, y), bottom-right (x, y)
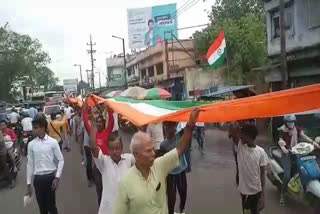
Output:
top-left (0, 24), bottom-right (55, 101)
top-left (193, 0), bottom-right (267, 84)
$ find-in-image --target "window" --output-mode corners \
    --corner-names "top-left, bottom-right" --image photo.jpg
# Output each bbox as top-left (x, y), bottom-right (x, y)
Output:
top-left (148, 66), bottom-right (154, 77)
top-left (309, 0), bottom-right (320, 28)
top-left (271, 6), bottom-right (294, 39)
top-left (141, 69), bottom-right (146, 78)
top-left (156, 63), bottom-right (164, 75)
top-left (273, 16), bottom-right (280, 38)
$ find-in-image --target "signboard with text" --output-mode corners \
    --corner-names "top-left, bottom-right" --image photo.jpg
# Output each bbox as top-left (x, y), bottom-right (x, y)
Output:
top-left (127, 3), bottom-right (177, 49)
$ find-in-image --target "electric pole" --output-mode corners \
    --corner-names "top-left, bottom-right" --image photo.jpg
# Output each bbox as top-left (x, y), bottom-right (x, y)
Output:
top-left (279, 0), bottom-right (288, 89)
top-left (86, 70), bottom-right (91, 87)
top-left (87, 34), bottom-right (96, 92)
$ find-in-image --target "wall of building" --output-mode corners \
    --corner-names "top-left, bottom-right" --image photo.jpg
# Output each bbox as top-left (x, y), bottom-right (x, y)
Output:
top-left (265, 0), bottom-right (320, 56)
top-left (184, 67), bottom-right (225, 97)
top-left (107, 66), bottom-right (126, 88)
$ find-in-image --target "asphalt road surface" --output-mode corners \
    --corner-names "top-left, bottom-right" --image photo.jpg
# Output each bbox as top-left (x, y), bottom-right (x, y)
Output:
top-left (0, 129), bottom-right (313, 214)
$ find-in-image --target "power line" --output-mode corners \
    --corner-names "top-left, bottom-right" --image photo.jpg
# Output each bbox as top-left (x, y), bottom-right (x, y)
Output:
top-left (87, 34), bottom-right (96, 92)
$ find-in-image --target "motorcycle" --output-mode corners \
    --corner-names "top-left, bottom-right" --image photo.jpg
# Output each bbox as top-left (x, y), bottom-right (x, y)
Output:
top-left (23, 131), bottom-right (34, 156)
top-left (0, 145), bottom-right (21, 188)
top-left (267, 138), bottom-right (320, 207)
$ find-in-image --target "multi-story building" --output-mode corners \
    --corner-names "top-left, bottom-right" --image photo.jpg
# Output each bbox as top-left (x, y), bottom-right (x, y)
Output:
top-left (126, 39), bottom-right (197, 100)
top-left (106, 57), bottom-right (126, 88)
top-left (263, 0), bottom-right (320, 90)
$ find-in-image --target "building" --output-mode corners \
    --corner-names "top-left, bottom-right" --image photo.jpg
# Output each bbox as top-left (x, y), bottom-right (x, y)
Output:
top-left (263, 0), bottom-right (320, 90)
top-left (106, 57), bottom-right (126, 88)
top-left (126, 39), bottom-right (197, 100)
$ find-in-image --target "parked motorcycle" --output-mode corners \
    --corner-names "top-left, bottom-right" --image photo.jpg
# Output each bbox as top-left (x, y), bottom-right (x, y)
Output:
top-left (267, 138), bottom-right (320, 207)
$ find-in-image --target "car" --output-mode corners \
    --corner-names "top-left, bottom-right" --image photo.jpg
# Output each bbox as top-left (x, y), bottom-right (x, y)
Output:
top-left (43, 105), bottom-right (62, 119)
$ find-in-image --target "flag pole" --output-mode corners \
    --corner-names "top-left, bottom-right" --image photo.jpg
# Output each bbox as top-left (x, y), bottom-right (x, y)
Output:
top-left (225, 37), bottom-right (231, 83)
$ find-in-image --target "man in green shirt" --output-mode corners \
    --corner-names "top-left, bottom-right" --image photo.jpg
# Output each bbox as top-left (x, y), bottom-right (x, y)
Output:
top-left (112, 108), bottom-right (199, 214)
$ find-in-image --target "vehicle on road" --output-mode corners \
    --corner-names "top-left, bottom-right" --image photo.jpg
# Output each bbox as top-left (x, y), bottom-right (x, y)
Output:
top-left (267, 139), bottom-right (320, 207)
top-left (0, 144), bottom-right (21, 188)
top-left (43, 105), bottom-right (62, 119)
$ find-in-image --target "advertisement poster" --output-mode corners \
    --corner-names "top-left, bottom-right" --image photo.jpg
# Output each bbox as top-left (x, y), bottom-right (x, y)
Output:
top-left (127, 3), bottom-right (177, 49)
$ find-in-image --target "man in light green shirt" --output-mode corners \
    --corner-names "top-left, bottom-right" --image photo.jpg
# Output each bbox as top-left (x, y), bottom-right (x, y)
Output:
top-left (113, 108), bottom-right (200, 214)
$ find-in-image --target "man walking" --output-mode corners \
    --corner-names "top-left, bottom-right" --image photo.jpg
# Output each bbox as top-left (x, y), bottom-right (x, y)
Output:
top-left (26, 117), bottom-right (64, 214)
top-left (89, 111), bottom-right (134, 214)
top-left (195, 122), bottom-right (205, 151)
top-left (83, 102), bottom-right (114, 205)
top-left (160, 122), bottom-right (188, 214)
top-left (232, 124), bottom-right (269, 214)
top-left (113, 108), bottom-right (199, 214)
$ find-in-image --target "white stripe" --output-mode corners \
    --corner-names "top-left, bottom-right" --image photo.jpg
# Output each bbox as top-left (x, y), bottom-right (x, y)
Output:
top-left (110, 99), bottom-right (177, 117)
top-left (208, 39), bottom-right (226, 65)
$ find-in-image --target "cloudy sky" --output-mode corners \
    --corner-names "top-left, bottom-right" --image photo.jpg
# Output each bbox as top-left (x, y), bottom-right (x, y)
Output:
top-left (0, 0), bottom-right (213, 86)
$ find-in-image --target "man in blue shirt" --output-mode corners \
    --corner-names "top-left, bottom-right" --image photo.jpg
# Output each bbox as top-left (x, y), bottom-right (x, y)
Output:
top-left (160, 122), bottom-right (188, 214)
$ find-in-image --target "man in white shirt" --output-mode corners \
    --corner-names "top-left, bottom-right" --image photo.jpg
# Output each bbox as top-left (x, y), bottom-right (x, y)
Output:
top-left (89, 114), bottom-right (134, 214)
top-left (146, 123), bottom-right (164, 151)
top-left (233, 124), bottom-right (269, 214)
top-left (63, 104), bottom-right (73, 126)
top-left (8, 108), bottom-right (20, 126)
top-left (21, 113), bottom-right (33, 132)
top-left (195, 122), bottom-right (205, 151)
top-left (26, 117), bottom-right (64, 214)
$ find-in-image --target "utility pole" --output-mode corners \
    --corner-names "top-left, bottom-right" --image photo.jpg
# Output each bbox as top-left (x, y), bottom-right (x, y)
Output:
top-left (87, 34), bottom-right (96, 92)
top-left (86, 70), bottom-right (91, 87)
top-left (74, 64), bottom-right (83, 95)
top-left (279, 0), bottom-right (288, 89)
top-left (96, 71), bottom-right (102, 92)
top-left (112, 35), bottom-right (128, 89)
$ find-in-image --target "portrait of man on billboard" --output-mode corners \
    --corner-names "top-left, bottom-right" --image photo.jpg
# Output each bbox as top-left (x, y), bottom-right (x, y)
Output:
top-left (144, 18), bottom-right (163, 47)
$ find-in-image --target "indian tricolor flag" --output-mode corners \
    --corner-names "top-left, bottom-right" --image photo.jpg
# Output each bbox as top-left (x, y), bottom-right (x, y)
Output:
top-left (206, 31), bottom-right (226, 69)
top-left (86, 84), bottom-right (320, 127)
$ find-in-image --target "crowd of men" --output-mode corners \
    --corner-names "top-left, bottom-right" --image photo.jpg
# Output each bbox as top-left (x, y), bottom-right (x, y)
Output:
top-left (1, 98), bottom-right (319, 214)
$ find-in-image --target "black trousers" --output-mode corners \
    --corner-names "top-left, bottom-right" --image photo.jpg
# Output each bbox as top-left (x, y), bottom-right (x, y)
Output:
top-left (84, 146), bottom-right (93, 181)
top-left (33, 172), bottom-right (58, 214)
top-left (167, 170), bottom-right (187, 214)
top-left (241, 192), bottom-right (261, 214)
top-left (93, 166), bottom-right (102, 205)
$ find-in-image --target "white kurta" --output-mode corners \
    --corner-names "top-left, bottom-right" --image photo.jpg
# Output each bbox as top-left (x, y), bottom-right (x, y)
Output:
top-left (94, 150), bottom-right (134, 214)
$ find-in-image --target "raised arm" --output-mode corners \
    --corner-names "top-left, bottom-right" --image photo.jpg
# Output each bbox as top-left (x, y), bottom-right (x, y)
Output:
top-left (82, 103), bottom-right (91, 134)
top-left (176, 108), bottom-right (200, 157)
top-left (105, 107), bottom-right (114, 134)
top-left (88, 111), bottom-right (99, 158)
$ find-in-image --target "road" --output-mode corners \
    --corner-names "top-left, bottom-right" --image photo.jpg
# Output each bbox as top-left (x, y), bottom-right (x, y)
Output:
top-left (0, 129), bottom-right (313, 214)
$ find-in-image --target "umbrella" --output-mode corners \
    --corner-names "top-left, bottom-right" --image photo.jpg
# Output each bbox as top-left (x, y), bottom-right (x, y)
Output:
top-left (139, 88), bottom-right (171, 100)
top-left (106, 90), bottom-right (122, 98)
top-left (120, 86), bottom-right (147, 99)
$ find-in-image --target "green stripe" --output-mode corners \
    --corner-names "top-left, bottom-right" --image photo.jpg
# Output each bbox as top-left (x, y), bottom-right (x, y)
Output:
top-left (210, 49), bottom-right (226, 69)
top-left (114, 97), bottom-right (211, 110)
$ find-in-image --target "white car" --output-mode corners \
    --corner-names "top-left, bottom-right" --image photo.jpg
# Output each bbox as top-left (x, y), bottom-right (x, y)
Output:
top-left (43, 105), bottom-right (62, 119)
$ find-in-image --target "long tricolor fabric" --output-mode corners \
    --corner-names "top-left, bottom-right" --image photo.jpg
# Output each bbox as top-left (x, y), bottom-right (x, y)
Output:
top-left (206, 31), bottom-right (227, 69)
top-left (87, 84), bottom-right (320, 127)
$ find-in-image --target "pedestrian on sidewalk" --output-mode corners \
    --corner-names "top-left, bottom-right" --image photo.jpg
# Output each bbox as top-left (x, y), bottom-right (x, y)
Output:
top-left (89, 112), bottom-right (134, 214)
top-left (73, 107), bottom-right (84, 164)
top-left (83, 102), bottom-right (114, 206)
top-left (231, 124), bottom-right (268, 214)
top-left (26, 117), bottom-right (64, 214)
top-left (112, 108), bottom-right (199, 214)
top-left (160, 122), bottom-right (188, 214)
top-left (146, 122), bottom-right (164, 153)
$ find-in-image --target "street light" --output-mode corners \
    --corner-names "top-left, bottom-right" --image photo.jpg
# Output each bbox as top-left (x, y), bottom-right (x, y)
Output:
top-left (112, 35), bottom-right (128, 89)
top-left (74, 64), bottom-right (83, 95)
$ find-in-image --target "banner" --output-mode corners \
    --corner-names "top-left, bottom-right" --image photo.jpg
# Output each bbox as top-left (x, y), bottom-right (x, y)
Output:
top-left (127, 3), bottom-right (177, 49)
top-left (87, 84), bottom-right (320, 127)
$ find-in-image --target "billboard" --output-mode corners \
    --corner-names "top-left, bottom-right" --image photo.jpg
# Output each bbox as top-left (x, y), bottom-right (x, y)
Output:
top-left (63, 79), bottom-right (78, 93)
top-left (127, 3), bottom-right (177, 49)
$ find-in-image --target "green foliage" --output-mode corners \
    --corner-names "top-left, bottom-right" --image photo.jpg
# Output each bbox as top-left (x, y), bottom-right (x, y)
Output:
top-left (0, 24), bottom-right (56, 102)
top-left (193, 0), bottom-right (267, 84)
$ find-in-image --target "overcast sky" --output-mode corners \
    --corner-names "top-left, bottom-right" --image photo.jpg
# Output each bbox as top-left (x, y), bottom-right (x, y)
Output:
top-left (0, 0), bottom-right (213, 86)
